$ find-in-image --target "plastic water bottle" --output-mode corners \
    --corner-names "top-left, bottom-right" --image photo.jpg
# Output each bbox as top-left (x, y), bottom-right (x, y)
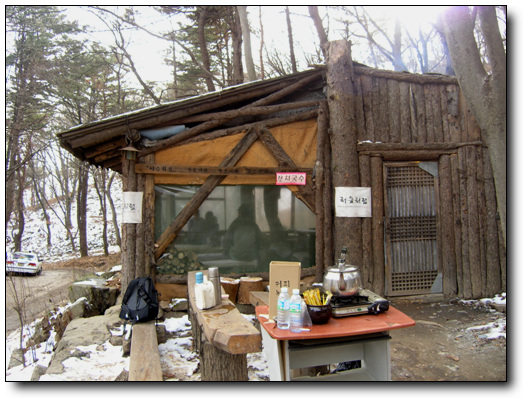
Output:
top-left (289, 289), bottom-right (303, 332)
top-left (277, 287), bottom-right (290, 329)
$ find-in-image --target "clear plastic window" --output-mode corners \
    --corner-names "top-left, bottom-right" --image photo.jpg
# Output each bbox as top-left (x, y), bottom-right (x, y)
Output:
top-left (154, 185), bottom-right (315, 274)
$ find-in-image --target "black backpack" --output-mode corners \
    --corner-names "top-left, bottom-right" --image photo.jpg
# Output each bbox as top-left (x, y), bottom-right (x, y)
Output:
top-left (119, 276), bottom-right (159, 325)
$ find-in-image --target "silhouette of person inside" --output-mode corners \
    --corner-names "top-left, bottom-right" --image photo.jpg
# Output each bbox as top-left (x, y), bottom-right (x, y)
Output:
top-left (188, 210), bottom-right (207, 244)
top-left (205, 211), bottom-right (220, 247)
top-left (223, 203), bottom-right (263, 262)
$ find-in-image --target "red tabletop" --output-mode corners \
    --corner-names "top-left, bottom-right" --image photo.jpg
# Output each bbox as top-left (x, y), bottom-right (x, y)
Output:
top-left (256, 305), bottom-right (415, 340)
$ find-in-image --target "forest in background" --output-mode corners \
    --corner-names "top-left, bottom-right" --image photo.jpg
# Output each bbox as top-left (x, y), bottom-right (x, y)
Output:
top-left (5, 6), bottom-right (507, 259)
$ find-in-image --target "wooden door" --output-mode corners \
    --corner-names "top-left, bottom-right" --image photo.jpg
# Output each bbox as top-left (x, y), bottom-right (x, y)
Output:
top-left (384, 162), bottom-right (441, 296)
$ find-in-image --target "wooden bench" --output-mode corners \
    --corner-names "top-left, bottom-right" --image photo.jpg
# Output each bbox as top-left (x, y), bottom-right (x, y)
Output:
top-left (129, 321), bottom-right (163, 381)
top-left (187, 270), bottom-right (262, 381)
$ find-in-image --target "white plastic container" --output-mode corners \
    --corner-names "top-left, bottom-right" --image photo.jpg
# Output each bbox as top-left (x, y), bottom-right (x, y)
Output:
top-left (195, 272), bottom-right (216, 310)
top-left (289, 288), bottom-right (303, 332)
top-left (277, 287), bottom-right (290, 329)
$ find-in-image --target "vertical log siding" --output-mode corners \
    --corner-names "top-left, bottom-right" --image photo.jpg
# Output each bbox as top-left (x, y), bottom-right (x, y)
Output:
top-left (353, 71), bottom-right (503, 299)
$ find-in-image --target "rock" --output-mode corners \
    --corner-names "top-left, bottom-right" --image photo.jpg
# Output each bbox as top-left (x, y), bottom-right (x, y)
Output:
top-left (67, 297), bottom-right (90, 319)
top-left (156, 324), bottom-right (168, 344)
top-left (68, 278), bottom-right (120, 315)
top-left (489, 303), bottom-right (506, 313)
top-left (33, 316), bottom-right (52, 345)
top-left (45, 310), bottom-right (122, 376)
top-left (30, 365), bottom-right (48, 381)
top-left (8, 348), bottom-right (24, 369)
top-left (110, 335), bottom-right (123, 346)
top-left (114, 370), bottom-right (129, 381)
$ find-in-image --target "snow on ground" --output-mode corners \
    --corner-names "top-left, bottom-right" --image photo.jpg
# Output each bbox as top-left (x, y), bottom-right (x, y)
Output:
top-left (6, 294), bottom-right (504, 382)
top-left (5, 302), bottom-right (270, 382)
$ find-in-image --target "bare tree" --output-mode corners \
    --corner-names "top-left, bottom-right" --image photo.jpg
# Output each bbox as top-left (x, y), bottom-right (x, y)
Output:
top-left (93, 167), bottom-right (109, 256)
top-left (238, 6), bottom-right (256, 81)
top-left (285, 7), bottom-right (298, 73)
top-left (107, 171), bottom-right (122, 248)
top-left (443, 6), bottom-right (506, 245)
top-left (308, 6), bottom-right (328, 58)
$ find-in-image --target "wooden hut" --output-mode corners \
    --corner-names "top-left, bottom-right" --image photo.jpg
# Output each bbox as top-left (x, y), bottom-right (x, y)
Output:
top-left (58, 40), bottom-right (505, 299)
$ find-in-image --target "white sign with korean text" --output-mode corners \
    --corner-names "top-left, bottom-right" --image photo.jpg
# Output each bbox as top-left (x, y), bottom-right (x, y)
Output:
top-left (335, 187), bottom-right (372, 217)
top-left (122, 192), bottom-right (143, 223)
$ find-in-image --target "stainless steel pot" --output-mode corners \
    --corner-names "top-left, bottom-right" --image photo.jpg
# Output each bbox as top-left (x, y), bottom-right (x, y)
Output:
top-left (323, 247), bottom-right (362, 296)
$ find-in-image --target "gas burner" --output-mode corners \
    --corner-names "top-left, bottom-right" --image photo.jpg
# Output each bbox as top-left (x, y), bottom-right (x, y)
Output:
top-left (330, 289), bottom-right (389, 317)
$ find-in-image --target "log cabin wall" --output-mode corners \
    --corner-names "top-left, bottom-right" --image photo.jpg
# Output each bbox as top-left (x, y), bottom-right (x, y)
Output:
top-left (351, 66), bottom-right (506, 299)
top-left (58, 55), bottom-right (505, 300)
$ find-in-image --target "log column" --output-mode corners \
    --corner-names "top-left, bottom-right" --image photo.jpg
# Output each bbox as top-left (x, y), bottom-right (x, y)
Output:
top-left (326, 40), bottom-right (362, 265)
top-left (121, 156), bottom-right (137, 293)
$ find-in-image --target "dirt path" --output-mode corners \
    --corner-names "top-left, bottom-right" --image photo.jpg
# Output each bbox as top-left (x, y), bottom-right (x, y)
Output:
top-left (5, 269), bottom-right (93, 333)
top-left (389, 298), bottom-right (506, 381)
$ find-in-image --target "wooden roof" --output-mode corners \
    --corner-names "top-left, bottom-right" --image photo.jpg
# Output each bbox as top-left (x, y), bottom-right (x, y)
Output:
top-left (57, 63), bottom-right (457, 174)
top-left (57, 68), bottom-right (325, 173)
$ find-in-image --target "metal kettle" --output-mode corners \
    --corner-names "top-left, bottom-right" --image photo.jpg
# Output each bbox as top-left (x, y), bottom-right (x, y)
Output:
top-left (323, 247), bottom-right (362, 296)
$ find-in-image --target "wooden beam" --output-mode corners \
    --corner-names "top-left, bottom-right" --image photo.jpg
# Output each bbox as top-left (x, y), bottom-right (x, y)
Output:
top-left (140, 71), bottom-right (323, 156)
top-left (257, 126), bottom-right (316, 212)
top-left (135, 163), bottom-right (312, 176)
top-left (357, 141), bottom-right (484, 152)
top-left (154, 128), bottom-right (260, 259)
top-left (183, 108), bottom-right (318, 145)
top-left (63, 72), bottom-right (321, 149)
top-left (176, 99), bottom-right (322, 124)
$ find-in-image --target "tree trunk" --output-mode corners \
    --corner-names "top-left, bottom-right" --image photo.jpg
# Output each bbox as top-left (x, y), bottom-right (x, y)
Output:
top-left (77, 162), bottom-right (89, 257)
top-left (308, 6), bottom-right (328, 58)
top-left (13, 166), bottom-right (26, 252)
top-left (326, 40), bottom-right (362, 266)
top-left (198, 7), bottom-right (216, 92)
top-left (107, 171), bottom-right (121, 248)
top-left (230, 6), bottom-right (244, 85)
top-left (285, 7), bottom-right (298, 73)
top-left (238, 6), bottom-right (256, 81)
top-left (442, 6), bottom-right (506, 246)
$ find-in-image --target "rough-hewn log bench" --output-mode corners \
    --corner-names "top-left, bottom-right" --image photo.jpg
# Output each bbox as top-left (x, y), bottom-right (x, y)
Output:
top-left (187, 270), bottom-right (262, 381)
top-left (129, 321), bottom-right (163, 381)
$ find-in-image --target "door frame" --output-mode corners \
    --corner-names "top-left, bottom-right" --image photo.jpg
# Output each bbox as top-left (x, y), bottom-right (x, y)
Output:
top-left (383, 161), bottom-right (442, 296)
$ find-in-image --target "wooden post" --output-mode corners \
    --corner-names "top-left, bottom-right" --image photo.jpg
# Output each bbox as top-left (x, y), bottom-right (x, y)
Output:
top-left (439, 155), bottom-right (457, 296)
top-left (144, 154), bottom-right (156, 277)
top-left (315, 101), bottom-right (328, 281)
top-left (370, 155), bottom-right (385, 295)
top-left (237, 277), bottom-right (263, 304)
top-left (326, 40), bottom-right (362, 265)
top-left (122, 156), bottom-right (137, 293)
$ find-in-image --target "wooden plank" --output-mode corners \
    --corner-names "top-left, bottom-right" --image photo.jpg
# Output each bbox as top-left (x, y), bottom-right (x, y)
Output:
top-left (249, 291), bottom-right (269, 307)
top-left (129, 321), bottom-right (163, 381)
top-left (135, 163), bottom-right (312, 176)
top-left (187, 271), bottom-right (261, 355)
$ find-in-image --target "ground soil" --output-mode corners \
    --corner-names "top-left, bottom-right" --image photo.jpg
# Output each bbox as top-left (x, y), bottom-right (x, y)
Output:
top-left (5, 253), bottom-right (507, 381)
top-left (389, 297), bottom-right (506, 381)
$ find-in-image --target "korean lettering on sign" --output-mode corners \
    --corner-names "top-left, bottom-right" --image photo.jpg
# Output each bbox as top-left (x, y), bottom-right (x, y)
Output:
top-left (276, 172), bottom-right (306, 186)
top-left (274, 279), bottom-right (291, 296)
top-left (122, 191), bottom-right (143, 223)
top-left (335, 187), bottom-right (372, 217)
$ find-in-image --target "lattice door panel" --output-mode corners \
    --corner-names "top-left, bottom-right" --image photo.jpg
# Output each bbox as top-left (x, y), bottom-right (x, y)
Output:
top-left (384, 163), bottom-right (441, 296)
